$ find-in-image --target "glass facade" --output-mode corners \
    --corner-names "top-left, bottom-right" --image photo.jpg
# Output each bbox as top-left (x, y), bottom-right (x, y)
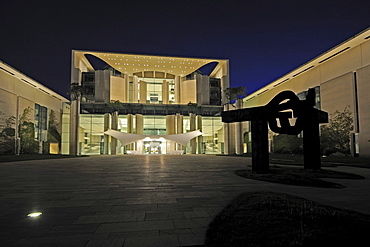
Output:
top-left (139, 77), bottom-right (175, 104)
top-left (34, 103), bottom-right (47, 141)
top-left (77, 113), bottom-right (224, 155)
top-left (80, 114), bottom-right (105, 155)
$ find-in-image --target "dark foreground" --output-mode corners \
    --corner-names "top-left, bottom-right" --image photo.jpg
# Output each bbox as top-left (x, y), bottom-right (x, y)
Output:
top-left (1, 155), bottom-right (370, 246)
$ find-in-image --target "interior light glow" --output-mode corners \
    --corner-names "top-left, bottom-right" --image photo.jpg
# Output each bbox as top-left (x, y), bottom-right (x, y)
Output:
top-left (27, 212), bottom-right (42, 217)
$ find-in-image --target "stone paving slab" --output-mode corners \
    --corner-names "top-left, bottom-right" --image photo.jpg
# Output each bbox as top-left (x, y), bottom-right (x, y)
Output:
top-left (1, 155), bottom-right (370, 246)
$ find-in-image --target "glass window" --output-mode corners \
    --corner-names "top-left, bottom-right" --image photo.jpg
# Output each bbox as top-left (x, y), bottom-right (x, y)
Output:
top-left (34, 103), bottom-right (47, 141)
top-left (79, 114), bottom-right (105, 155)
top-left (143, 115), bottom-right (166, 135)
top-left (139, 77), bottom-right (175, 104)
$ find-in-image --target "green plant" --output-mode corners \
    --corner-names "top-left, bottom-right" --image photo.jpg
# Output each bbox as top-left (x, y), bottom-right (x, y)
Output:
top-left (320, 107), bottom-right (353, 156)
top-left (273, 134), bottom-right (303, 154)
top-left (67, 82), bottom-right (85, 100)
top-left (43, 109), bottom-right (60, 154)
top-left (0, 111), bottom-right (16, 154)
top-left (224, 86), bottom-right (246, 102)
top-left (18, 107), bottom-right (39, 154)
top-left (106, 100), bottom-right (123, 112)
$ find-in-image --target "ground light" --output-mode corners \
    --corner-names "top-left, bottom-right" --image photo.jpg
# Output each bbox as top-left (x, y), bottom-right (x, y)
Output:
top-left (27, 212), bottom-right (42, 217)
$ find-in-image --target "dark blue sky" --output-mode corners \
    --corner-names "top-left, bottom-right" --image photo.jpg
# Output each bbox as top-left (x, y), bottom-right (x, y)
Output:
top-left (1, 0), bottom-right (370, 99)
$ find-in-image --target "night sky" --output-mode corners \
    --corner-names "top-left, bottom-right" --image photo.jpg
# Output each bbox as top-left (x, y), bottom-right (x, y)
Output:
top-left (1, 0), bottom-right (370, 99)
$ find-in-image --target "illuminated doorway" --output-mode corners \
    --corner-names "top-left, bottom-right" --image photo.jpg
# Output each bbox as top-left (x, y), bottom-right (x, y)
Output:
top-left (143, 138), bottom-right (166, 154)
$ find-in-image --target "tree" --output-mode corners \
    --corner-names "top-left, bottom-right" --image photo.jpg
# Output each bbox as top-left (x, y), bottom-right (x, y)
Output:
top-left (44, 110), bottom-right (60, 154)
top-left (320, 107), bottom-right (354, 156)
top-left (224, 86), bottom-right (246, 103)
top-left (18, 107), bottom-right (39, 154)
top-left (273, 134), bottom-right (303, 154)
top-left (187, 102), bottom-right (198, 114)
top-left (67, 82), bottom-right (85, 100)
top-left (0, 111), bottom-right (16, 154)
top-left (106, 100), bottom-right (123, 112)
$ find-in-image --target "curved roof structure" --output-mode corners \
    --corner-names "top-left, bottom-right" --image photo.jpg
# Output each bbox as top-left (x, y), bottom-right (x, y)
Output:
top-left (104, 129), bottom-right (203, 146)
top-left (72, 50), bottom-right (228, 77)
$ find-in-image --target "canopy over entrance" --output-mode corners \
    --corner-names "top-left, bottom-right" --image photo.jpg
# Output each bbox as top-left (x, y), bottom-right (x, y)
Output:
top-left (104, 129), bottom-right (203, 147)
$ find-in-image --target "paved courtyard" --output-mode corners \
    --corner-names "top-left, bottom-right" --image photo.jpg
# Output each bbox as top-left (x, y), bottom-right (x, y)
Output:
top-left (1, 155), bottom-right (370, 246)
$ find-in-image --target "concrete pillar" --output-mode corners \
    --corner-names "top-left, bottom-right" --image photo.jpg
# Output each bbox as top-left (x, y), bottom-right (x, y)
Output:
top-left (175, 76), bottom-right (181, 104)
top-left (197, 115), bottom-right (203, 154)
top-left (121, 74), bottom-right (127, 103)
top-left (125, 75), bottom-right (130, 103)
top-left (235, 99), bottom-right (243, 155)
top-left (133, 76), bottom-right (138, 103)
top-left (136, 114), bottom-right (143, 154)
top-left (223, 104), bottom-right (235, 155)
top-left (166, 115), bottom-right (176, 153)
top-left (111, 111), bottom-right (118, 155)
top-left (190, 113), bottom-right (196, 154)
top-left (69, 99), bottom-right (80, 156)
top-left (251, 120), bottom-right (269, 172)
top-left (176, 113), bottom-right (183, 150)
top-left (139, 80), bottom-right (147, 103)
top-left (162, 80), bottom-right (169, 104)
top-left (104, 113), bottom-right (111, 154)
top-left (221, 75), bottom-right (230, 105)
top-left (127, 114), bottom-right (133, 150)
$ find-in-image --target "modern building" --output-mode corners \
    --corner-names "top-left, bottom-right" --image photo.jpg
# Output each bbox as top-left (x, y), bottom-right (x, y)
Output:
top-left (0, 60), bottom-right (68, 155)
top-left (3, 27), bottom-right (369, 157)
top-left (243, 27), bottom-right (370, 157)
top-left (64, 51), bottom-right (242, 155)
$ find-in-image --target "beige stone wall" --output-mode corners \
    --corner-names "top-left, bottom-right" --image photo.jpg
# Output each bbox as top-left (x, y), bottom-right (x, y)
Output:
top-left (320, 73), bottom-right (355, 114)
top-left (180, 79), bottom-right (196, 104)
top-left (243, 37), bottom-right (370, 156)
top-left (357, 65), bottom-right (370, 156)
top-left (110, 76), bottom-right (126, 102)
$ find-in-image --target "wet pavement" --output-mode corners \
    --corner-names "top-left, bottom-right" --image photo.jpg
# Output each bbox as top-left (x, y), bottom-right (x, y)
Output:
top-left (1, 154), bottom-right (369, 246)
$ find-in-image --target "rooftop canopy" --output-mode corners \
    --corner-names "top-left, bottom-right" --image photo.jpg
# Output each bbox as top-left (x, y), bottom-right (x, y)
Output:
top-left (72, 50), bottom-right (228, 77)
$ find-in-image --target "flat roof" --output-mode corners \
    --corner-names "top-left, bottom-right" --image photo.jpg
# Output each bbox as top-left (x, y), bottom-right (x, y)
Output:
top-left (0, 60), bottom-right (69, 102)
top-left (73, 50), bottom-right (228, 77)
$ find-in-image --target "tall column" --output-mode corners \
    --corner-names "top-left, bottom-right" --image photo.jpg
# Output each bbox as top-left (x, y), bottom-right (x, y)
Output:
top-left (125, 75), bottom-right (130, 103)
top-left (162, 80), bottom-right (169, 104)
top-left (127, 114), bottom-right (133, 150)
top-left (190, 113), bottom-right (196, 154)
top-left (251, 120), bottom-right (269, 172)
top-left (69, 98), bottom-right (80, 155)
top-left (139, 80), bottom-right (147, 103)
top-left (235, 99), bottom-right (243, 155)
top-left (121, 74), bottom-right (127, 103)
top-left (197, 115), bottom-right (202, 154)
top-left (176, 113), bottom-right (183, 150)
top-left (111, 111), bottom-right (118, 155)
top-left (223, 104), bottom-right (235, 155)
top-left (136, 114), bottom-right (143, 154)
top-left (133, 76), bottom-right (138, 103)
top-left (104, 113), bottom-right (111, 154)
top-left (174, 76), bottom-right (181, 104)
top-left (166, 115), bottom-right (176, 153)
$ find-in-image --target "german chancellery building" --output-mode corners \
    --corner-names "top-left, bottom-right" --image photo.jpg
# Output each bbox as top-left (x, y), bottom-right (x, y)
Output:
top-left (1, 27), bottom-right (370, 157)
top-left (62, 50), bottom-right (240, 155)
top-left (243, 27), bottom-right (370, 157)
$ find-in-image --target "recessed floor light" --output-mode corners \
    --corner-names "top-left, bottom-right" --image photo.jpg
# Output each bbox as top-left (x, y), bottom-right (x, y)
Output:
top-left (27, 212), bottom-right (42, 217)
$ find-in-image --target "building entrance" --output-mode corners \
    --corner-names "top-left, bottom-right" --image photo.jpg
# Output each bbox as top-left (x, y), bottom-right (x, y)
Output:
top-left (144, 140), bottom-right (162, 154)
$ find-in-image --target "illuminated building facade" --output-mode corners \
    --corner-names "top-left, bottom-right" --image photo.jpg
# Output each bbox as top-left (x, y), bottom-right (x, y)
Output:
top-left (0, 60), bottom-right (68, 155)
top-left (243, 27), bottom-right (370, 157)
top-left (64, 51), bottom-right (241, 155)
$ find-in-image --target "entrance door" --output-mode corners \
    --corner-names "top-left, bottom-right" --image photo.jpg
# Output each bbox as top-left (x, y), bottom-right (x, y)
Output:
top-left (144, 141), bottom-right (162, 154)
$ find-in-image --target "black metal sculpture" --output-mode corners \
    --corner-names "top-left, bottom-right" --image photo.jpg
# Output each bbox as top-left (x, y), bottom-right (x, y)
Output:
top-left (222, 88), bottom-right (328, 172)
